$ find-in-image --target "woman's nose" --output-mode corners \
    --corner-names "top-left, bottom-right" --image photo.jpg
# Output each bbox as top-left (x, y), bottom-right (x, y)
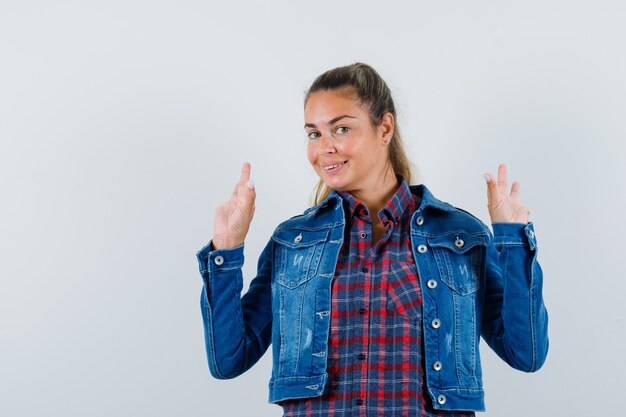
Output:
top-left (319, 134), bottom-right (336, 154)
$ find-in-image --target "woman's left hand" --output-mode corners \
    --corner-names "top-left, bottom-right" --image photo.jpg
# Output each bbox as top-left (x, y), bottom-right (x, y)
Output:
top-left (484, 163), bottom-right (530, 224)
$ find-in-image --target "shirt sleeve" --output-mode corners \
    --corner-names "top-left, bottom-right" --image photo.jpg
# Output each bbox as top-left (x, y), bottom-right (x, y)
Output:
top-left (480, 221), bottom-right (549, 372)
top-left (196, 238), bottom-right (273, 379)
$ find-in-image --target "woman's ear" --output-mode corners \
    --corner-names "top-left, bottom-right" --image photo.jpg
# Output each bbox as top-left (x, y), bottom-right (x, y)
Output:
top-left (379, 112), bottom-right (395, 145)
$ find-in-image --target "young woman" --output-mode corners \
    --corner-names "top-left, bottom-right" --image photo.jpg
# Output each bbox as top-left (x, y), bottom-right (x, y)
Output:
top-left (196, 63), bottom-right (548, 416)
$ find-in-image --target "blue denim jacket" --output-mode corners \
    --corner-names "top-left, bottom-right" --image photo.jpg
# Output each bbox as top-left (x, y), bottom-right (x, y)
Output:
top-left (196, 184), bottom-right (548, 412)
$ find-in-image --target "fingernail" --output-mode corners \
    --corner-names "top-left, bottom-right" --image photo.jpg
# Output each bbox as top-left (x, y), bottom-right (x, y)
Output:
top-left (246, 179), bottom-right (255, 189)
top-left (483, 174), bottom-right (490, 183)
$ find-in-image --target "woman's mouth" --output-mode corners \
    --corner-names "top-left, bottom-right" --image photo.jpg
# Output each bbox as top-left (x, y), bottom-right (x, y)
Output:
top-left (323, 161), bottom-right (347, 173)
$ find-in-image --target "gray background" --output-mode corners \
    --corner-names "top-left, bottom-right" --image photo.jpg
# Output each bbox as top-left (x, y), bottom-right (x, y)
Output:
top-left (1, 1), bottom-right (624, 416)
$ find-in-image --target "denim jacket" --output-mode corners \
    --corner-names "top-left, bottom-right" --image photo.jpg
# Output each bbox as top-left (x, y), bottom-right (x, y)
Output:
top-left (196, 184), bottom-right (548, 412)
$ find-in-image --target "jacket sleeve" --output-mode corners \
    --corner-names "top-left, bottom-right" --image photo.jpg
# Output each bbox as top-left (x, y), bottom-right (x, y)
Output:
top-left (480, 221), bottom-right (549, 372)
top-left (196, 238), bottom-right (273, 379)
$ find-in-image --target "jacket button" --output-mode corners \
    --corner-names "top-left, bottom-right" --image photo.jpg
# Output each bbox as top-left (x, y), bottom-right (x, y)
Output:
top-left (529, 230), bottom-right (535, 239)
top-left (416, 216), bottom-right (424, 225)
top-left (437, 394), bottom-right (446, 405)
top-left (417, 244), bottom-right (427, 253)
top-left (427, 279), bottom-right (438, 289)
top-left (433, 361), bottom-right (443, 371)
top-left (213, 255), bottom-right (224, 266)
top-left (360, 232), bottom-right (367, 239)
top-left (294, 234), bottom-right (303, 243)
top-left (431, 318), bottom-right (441, 328)
top-left (455, 238), bottom-right (464, 248)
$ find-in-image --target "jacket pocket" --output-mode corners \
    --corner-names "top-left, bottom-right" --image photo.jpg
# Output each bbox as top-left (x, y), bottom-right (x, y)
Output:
top-left (272, 227), bottom-right (329, 289)
top-left (428, 233), bottom-right (487, 295)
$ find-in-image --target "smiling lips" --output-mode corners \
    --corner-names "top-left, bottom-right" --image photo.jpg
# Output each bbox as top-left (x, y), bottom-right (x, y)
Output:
top-left (323, 161), bottom-right (347, 173)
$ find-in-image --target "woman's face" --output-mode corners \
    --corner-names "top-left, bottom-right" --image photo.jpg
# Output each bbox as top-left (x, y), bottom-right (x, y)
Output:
top-left (304, 88), bottom-right (394, 195)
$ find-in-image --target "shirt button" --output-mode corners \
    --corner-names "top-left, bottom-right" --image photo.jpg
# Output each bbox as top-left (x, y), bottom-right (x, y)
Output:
top-left (359, 308), bottom-right (366, 315)
top-left (433, 361), bottom-right (443, 371)
top-left (357, 353), bottom-right (366, 360)
top-left (361, 266), bottom-right (368, 273)
top-left (437, 394), bottom-right (447, 405)
top-left (417, 244), bottom-right (427, 253)
top-left (360, 232), bottom-right (367, 239)
top-left (416, 216), bottom-right (424, 225)
top-left (455, 238), bottom-right (464, 248)
top-left (427, 279), bottom-right (438, 289)
top-left (213, 255), bottom-right (224, 266)
top-left (431, 318), bottom-right (441, 329)
top-left (355, 399), bottom-right (364, 406)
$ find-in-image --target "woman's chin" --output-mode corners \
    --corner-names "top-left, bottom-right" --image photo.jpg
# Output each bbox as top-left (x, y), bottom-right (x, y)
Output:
top-left (323, 176), bottom-right (349, 191)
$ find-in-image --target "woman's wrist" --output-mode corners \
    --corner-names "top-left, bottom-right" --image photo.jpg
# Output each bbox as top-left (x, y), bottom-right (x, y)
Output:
top-left (211, 236), bottom-right (244, 250)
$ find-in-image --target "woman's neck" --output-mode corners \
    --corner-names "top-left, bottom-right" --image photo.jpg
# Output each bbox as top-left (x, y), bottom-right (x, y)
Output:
top-left (350, 167), bottom-right (399, 218)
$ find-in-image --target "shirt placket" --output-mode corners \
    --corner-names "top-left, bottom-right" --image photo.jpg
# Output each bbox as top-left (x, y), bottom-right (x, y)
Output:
top-left (352, 210), bottom-right (372, 417)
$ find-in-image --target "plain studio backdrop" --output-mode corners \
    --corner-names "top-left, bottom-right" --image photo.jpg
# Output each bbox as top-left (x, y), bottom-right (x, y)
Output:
top-left (1, 1), bottom-right (624, 416)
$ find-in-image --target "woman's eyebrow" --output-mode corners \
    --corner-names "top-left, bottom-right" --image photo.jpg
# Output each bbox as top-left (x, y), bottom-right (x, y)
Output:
top-left (304, 114), bottom-right (357, 129)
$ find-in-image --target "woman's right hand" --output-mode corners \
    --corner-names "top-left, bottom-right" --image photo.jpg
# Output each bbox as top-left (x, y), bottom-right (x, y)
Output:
top-left (212, 162), bottom-right (256, 250)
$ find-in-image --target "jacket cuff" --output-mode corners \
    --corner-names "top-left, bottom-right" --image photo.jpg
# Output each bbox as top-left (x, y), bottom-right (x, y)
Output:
top-left (196, 240), bottom-right (245, 275)
top-left (491, 222), bottom-right (537, 250)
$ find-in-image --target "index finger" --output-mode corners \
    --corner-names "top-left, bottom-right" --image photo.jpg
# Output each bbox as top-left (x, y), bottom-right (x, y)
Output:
top-left (239, 162), bottom-right (251, 184)
top-left (497, 163), bottom-right (508, 194)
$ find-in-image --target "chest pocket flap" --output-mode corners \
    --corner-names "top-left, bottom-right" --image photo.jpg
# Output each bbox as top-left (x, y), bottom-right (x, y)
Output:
top-left (428, 233), bottom-right (487, 295)
top-left (272, 227), bottom-right (330, 288)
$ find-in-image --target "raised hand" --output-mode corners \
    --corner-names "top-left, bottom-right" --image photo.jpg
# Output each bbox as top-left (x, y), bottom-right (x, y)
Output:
top-left (483, 163), bottom-right (530, 224)
top-left (212, 162), bottom-right (256, 249)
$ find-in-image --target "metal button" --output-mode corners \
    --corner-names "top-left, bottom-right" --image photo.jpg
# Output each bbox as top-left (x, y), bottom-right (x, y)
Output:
top-left (416, 216), bottom-right (424, 225)
top-left (431, 318), bottom-right (441, 329)
top-left (294, 233), bottom-right (303, 243)
top-left (455, 238), bottom-right (464, 248)
top-left (529, 230), bottom-right (535, 239)
top-left (437, 394), bottom-right (446, 405)
top-left (214, 255), bottom-right (224, 266)
top-left (360, 232), bottom-right (367, 239)
top-left (427, 279), bottom-right (438, 289)
top-left (433, 361), bottom-right (443, 371)
top-left (417, 244), bottom-right (427, 253)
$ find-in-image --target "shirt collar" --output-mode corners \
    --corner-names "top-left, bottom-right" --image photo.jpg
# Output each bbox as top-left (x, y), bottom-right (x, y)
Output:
top-left (306, 178), bottom-right (455, 216)
top-left (336, 176), bottom-right (417, 225)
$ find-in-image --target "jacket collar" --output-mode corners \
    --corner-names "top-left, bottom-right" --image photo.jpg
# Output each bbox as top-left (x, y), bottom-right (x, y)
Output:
top-left (305, 182), bottom-right (455, 215)
top-left (409, 184), bottom-right (456, 212)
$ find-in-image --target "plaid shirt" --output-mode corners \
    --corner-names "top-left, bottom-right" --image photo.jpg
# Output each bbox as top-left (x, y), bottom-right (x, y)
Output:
top-left (281, 179), bottom-right (474, 417)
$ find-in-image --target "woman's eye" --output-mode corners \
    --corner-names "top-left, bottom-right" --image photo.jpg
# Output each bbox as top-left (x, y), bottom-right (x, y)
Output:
top-left (334, 126), bottom-right (350, 135)
top-left (307, 131), bottom-right (320, 140)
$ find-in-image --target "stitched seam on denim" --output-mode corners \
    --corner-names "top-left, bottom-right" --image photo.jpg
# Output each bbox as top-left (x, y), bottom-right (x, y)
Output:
top-left (453, 292), bottom-right (463, 385)
top-left (202, 289), bottom-right (225, 379)
top-left (278, 286), bottom-right (286, 375)
top-left (291, 284), bottom-right (306, 376)
top-left (492, 241), bottom-right (528, 246)
top-left (209, 264), bottom-right (243, 272)
top-left (275, 223), bottom-right (342, 232)
top-left (529, 249), bottom-right (539, 371)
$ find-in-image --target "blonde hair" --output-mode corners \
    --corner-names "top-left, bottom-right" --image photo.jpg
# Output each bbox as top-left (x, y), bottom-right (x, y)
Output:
top-left (304, 63), bottom-right (414, 205)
